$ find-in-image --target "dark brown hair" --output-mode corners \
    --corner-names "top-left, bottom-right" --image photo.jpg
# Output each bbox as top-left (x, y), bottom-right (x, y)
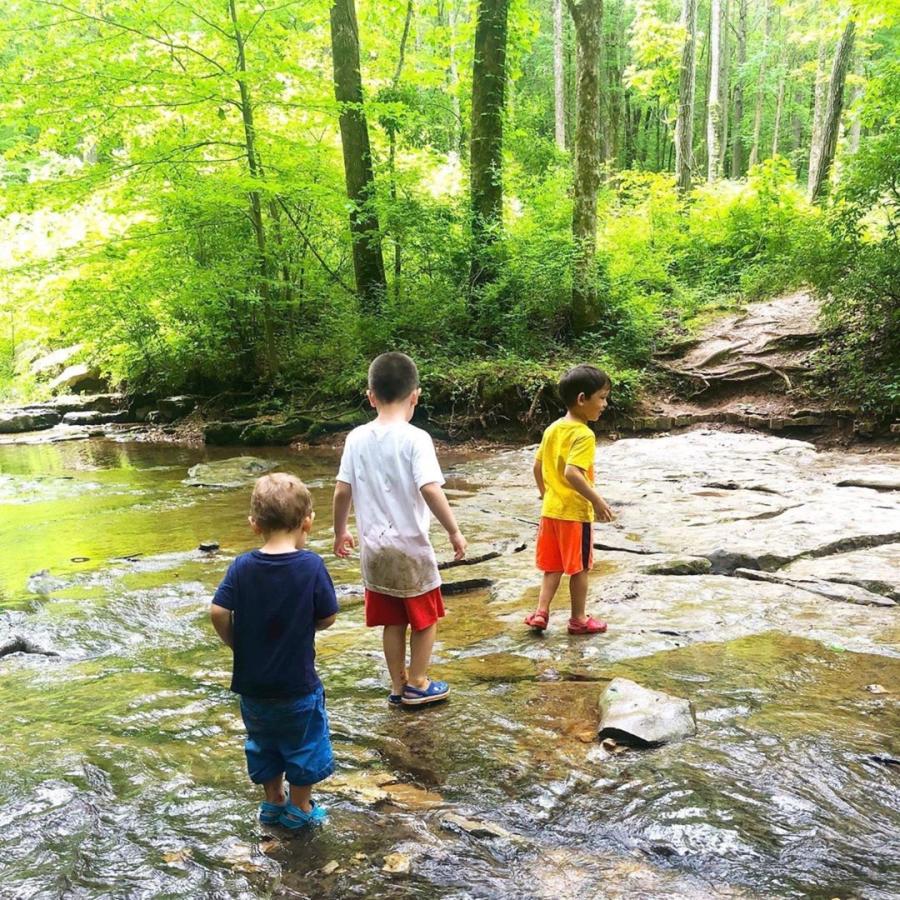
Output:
top-left (368, 351), bottom-right (419, 403)
top-left (250, 473), bottom-right (312, 533)
top-left (558, 364), bottom-right (612, 408)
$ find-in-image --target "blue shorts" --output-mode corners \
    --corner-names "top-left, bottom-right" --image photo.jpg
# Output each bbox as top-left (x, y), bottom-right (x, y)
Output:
top-left (239, 686), bottom-right (334, 786)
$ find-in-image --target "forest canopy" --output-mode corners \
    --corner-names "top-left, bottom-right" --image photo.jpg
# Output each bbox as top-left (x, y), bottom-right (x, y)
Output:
top-left (1, 0), bottom-right (897, 416)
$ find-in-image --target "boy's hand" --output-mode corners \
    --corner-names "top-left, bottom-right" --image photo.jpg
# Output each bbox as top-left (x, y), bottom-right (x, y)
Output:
top-left (334, 530), bottom-right (355, 558)
top-left (593, 498), bottom-right (615, 523)
top-left (449, 529), bottom-right (467, 560)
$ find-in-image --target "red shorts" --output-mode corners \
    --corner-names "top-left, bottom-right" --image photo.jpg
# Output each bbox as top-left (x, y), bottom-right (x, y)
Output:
top-left (364, 586), bottom-right (445, 631)
top-left (535, 516), bottom-right (593, 575)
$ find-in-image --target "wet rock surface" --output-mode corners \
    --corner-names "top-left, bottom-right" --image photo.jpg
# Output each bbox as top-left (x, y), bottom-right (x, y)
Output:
top-left (598, 677), bottom-right (697, 746)
top-left (184, 456), bottom-right (278, 487)
top-left (0, 432), bottom-right (898, 899)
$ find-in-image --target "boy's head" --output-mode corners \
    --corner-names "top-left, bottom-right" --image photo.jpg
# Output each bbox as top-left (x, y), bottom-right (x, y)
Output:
top-left (249, 473), bottom-right (313, 535)
top-left (367, 351), bottom-right (420, 408)
top-left (558, 364), bottom-right (612, 421)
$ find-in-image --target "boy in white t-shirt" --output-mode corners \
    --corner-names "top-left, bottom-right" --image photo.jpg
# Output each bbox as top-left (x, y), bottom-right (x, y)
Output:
top-left (333, 352), bottom-right (467, 707)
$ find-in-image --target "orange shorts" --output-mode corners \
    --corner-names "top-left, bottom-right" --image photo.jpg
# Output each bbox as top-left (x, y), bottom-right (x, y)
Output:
top-left (364, 586), bottom-right (445, 631)
top-left (535, 516), bottom-right (593, 575)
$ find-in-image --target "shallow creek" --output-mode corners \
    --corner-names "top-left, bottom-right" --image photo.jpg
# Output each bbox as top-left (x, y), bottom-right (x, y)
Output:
top-left (0, 432), bottom-right (898, 899)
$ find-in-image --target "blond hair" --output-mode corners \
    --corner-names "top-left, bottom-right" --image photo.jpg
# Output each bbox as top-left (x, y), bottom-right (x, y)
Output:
top-left (250, 473), bottom-right (312, 533)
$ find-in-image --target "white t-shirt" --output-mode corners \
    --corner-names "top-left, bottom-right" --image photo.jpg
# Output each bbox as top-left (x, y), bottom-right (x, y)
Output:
top-left (336, 420), bottom-right (445, 597)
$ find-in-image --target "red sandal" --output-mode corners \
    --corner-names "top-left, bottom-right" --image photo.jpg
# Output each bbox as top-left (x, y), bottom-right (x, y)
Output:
top-left (567, 616), bottom-right (608, 635)
top-left (524, 609), bottom-right (549, 631)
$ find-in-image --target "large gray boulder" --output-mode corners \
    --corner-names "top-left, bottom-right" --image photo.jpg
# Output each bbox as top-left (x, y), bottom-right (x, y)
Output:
top-left (156, 395), bottom-right (197, 421)
top-left (184, 456), bottom-right (277, 488)
top-left (29, 344), bottom-right (82, 377)
top-left (61, 410), bottom-right (131, 426)
top-left (48, 363), bottom-right (106, 393)
top-left (598, 678), bottom-right (697, 747)
top-left (0, 409), bottom-right (61, 433)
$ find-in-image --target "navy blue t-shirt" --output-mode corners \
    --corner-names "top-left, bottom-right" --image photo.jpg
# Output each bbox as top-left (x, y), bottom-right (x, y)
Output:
top-left (212, 549), bottom-right (339, 698)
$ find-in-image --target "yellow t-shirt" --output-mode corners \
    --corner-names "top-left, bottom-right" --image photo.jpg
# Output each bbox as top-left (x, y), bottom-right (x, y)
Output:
top-left (536, 418), bottom-right (596, 523)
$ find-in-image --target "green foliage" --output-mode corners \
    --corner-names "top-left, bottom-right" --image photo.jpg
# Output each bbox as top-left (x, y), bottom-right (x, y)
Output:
top-left (805, 55), bottom-right (900, 416)
top-left (0, 0), bottom-right (895, 429)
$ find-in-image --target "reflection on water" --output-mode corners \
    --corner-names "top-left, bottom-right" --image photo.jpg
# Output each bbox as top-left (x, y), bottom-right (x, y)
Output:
top-left (1, 438), bottom-right (898, 898)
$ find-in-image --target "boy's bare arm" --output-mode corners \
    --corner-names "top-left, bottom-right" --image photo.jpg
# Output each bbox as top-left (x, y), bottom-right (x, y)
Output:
top-left (209, 604), bottom-right (234, 648)
top-left (333, 480), bottom-right (355, 557)
top-left (420, 481), bottom-right (467, 559)
top-left (533, 458), bottom-right (545, 498)
top-left (564, 464), bottom-right (615, 522)
top-left (316, 613), bottom-right (337, 631)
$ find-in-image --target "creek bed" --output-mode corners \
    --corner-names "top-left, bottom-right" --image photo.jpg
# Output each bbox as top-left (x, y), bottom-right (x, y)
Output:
top-left (1, 433), bottom-right (898, 899)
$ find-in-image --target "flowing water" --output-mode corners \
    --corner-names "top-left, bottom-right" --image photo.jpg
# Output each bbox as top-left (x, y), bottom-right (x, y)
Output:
top-left (1, 437), bottom-right (898, 899)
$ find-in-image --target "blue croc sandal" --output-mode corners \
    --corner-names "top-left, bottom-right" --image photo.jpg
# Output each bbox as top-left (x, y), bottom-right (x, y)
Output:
top-left (388, 693), bottom-right (403, 706)
top-left (278, 801), bottom-right (327, 830)
top-left (401, 680), bottom-right (450, 706)
top-left (259, 800), bottom-right (286, 825)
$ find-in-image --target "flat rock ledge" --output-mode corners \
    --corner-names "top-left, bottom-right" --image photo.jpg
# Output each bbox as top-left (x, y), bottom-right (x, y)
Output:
top-left (598, 677), bottom-right (697, 747)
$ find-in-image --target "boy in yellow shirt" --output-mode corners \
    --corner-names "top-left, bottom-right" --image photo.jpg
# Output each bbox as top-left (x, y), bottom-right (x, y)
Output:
top-left (525, 364), bottom-right (615, 634)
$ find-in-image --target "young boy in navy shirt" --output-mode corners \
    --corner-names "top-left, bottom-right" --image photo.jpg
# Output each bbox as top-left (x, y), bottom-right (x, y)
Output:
top-left (210, 473), bottom-right (338, 829)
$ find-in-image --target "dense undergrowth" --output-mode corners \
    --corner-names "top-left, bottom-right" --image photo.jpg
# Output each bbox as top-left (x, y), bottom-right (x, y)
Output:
top-left (2, 159), bottom-right (842, 424)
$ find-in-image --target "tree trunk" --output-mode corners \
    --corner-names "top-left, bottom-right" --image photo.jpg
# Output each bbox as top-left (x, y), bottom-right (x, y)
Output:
top-left (748, 0), bottom-right (771, 168)
top-left (554, 0), bottom-right (566, 150)
top-left (771, 43), bottom-right (788, 157)
top-left (448, 1), bottom-right (462, 158)
top-left (566, 0), bottom-right (603, 335)
top-left (807, 37), bottom-right (828, 186)
top-left (730, 0), bottom-right (747, 176)
top-left (718, 0), bottom-right (730, 174)
top-left (848, 55), bottom-right (864, 154)
top-left (809, 19), bottom-right (855, 203)
top-left (228, 0), bottom-right (276, 374)
top-left (330, 0), bottom-right (387, 312)
top-left (388, 0), bottom-right (414, 300)
top-left (675, 0), bottom-right (698, 191)
top-left (706, 0), bottom-right (721, 181)
top-left (469, 0), bottom-right (510, 294)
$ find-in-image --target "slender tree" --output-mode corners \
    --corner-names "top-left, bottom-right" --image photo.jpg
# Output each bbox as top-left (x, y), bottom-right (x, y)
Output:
top-left (469, 0), bottom-right (510, 294)
top-left (748, 0), bottom-right (772, 168)
top-left (385, 0), bottom-right (415, 296)
top-left (809, 19), bottom-right (855, 202)
top-left (330, 0), bottom-right (387, 311)
top-left (706, 0), bottom-right (722, 180)
top-left (447, 0), bottom-right (462, 159)
top-left (730, 0), bottom-right (748, 176)
top-left (554, 0), bottom-right (566, 150)
top-left (848, 54), bottom-right (865, 154)
top-left (566, 0), bottom-right (603, 333)
top-left (675, 0), bottom-right (698, 191)
top-left (718, 0), bottom-right (731, 173)
top-left (771, 44), bottom-right (788, 156)
top-left (808, 37), bottom-right (828, 185)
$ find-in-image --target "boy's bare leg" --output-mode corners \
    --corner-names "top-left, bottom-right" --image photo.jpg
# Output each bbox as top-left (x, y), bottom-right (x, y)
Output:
top-left (537, 571), bottom-right (563, 613)
top-left (289, 783), bottom-right (313, 813)
top-left (382, 625), bottom-right (409, 695)
top-left (407, 623), bottom-right (437, 689)
top-left (569, 569), bottom-right (589, 621)
top-left (262, 774), bottom-right (285, 804)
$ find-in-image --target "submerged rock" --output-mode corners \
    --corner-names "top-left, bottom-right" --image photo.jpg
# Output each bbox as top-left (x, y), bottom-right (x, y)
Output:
top-left (598, 678), bottom-right (697, 747)
top-left (639, 556), bottom-right (713, 576)
top-left (733, 568), bottom-right (896, 607)
top-left (0, 635), bottom-right (58, 659)
top-left (184, 456), bottom-right (277, 488)
top-left (439, 812), bottom-right (514, 840)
